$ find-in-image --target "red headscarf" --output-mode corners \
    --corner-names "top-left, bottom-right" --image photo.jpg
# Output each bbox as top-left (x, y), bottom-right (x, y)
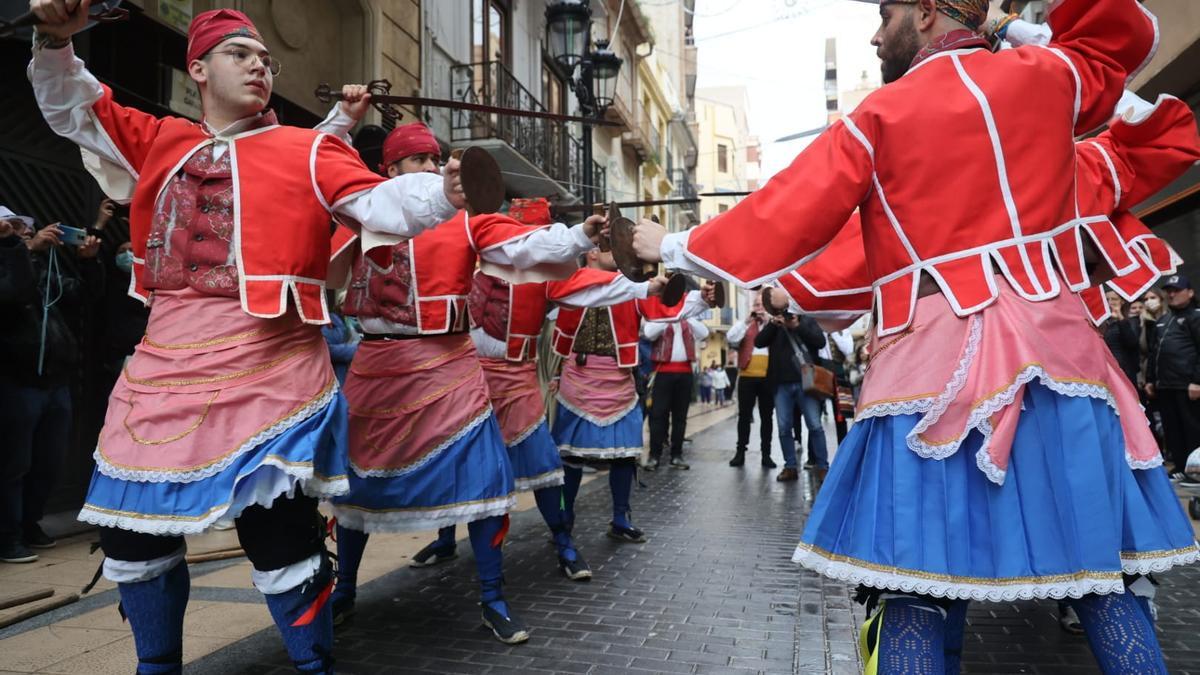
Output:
top-left (380, 123), bottom-right (441, 171)
top-left (186, 9), bottom-right (263, 64)
top-left (508, 198), bottom-right (552, 226)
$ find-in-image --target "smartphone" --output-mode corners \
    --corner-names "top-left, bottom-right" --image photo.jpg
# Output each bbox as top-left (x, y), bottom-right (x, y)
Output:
top-left (58, 225), bottom-right (89, 247)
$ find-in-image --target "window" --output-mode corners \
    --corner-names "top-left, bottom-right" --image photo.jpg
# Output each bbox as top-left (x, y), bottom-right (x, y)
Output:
top-left (717, 144), bottom-right (728, 173)
top-left (718, 203), bottom-right (729, 213)
top-left (541, 61), bottom-right (565, 115)
top-left (472, 0), bottom-right (508, 64)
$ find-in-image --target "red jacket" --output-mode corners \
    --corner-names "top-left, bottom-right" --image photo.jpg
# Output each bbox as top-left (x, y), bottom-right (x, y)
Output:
top-left (680, 0), bottom-right (1158, 336)
top-left (468, 272), bottom-right (550, 361)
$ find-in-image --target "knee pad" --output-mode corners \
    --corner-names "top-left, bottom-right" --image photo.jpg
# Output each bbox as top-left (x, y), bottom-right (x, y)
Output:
top-left (98, 527), bottom-right (187, 584)
top-left (237, 495), bottom-right (326, 573)
top-left (102, 547), bottom-right (187, 584)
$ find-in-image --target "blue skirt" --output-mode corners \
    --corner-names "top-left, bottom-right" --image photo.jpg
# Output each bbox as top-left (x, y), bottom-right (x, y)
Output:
top-left (796, 382), bottom-right (1198, 601)
top-left (508, 420), bottom-right (564, 492)
top-left (79, 392), bottom-right (350, 536)
top-left (332, 413), bottom-right (515, 532)
top-left (552, 404), bottom-right (644, 460)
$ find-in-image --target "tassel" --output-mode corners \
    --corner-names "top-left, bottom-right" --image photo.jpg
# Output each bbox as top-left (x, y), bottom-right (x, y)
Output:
top-left (290, 579), bottom-right (334, 628)
top-left (491, 515), bottom-right (510, 549)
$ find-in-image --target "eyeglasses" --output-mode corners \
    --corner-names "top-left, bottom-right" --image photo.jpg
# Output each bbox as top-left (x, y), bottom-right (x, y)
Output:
top-left (209, 47), bottom-right (282, 77)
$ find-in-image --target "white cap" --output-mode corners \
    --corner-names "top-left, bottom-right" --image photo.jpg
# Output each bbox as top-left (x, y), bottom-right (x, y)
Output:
top-left (0, 206), bottom-right (34, 228)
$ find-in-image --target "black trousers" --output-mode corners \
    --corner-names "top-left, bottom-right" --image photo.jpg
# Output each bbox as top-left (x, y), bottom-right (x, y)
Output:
top-left (649, 371), bottom-right (694, 460)
top-left (99, 494), bottom-right (326, 573)
top-left (1156, 388), bottom-right (1200, 471)
top-left (737, 376), bottom-right (775, 455)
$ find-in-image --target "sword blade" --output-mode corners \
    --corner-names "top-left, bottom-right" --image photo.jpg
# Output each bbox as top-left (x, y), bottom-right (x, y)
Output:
top-left (328, 90), bottom-right (620, 127)
top-left (554, 197), bottom-right (700, 212)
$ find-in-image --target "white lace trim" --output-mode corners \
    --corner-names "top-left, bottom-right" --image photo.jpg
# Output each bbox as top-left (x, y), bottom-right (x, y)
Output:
top-left (514, 468), bottom-right (565, 492)
top-left (855, 397), bottom-right (936, 420)
top-left (793, 545), bottom-right (1126, 602)
top-left (558, 444), bottom-right (643, 460)
top-left (1121, 544), bottom-right (1200, 575)
top-left (94, 383), bottom-right (339, 484)
top-left (555, 394), bottom-right (639, 427)
top-left (1126, 455), bottom-right (1164, 471)
top-left (331, 494), bottom-right (516, 533)
top-left (350, 406), bottom-right (493, 478)
top-left (508, 415), bottom-right (547, 447)
top-left (78, 467), bottom-right (347, 536)
top-left (906, 316), bottom-right (983, 460)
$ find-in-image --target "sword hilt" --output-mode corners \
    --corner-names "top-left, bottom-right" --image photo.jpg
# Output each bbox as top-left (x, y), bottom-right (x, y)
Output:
top-left (314, 80), bottom-right (404, 125)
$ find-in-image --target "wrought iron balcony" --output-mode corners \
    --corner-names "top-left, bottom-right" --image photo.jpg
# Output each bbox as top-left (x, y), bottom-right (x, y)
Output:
top-left (671, 168), bottom-right (698, 202)
top-left (448, 60), bottom-right (604, 203)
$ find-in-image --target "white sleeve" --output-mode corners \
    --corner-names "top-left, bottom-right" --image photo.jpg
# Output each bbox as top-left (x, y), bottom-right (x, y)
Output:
top-left (555, 276), bottom-right (649, 308)
top-left (689, 318), bottom-right (710, 341)
top-left (680, 290), bottom-right (713, 320)
top-left (661, 230), bottom-right (725, 280)
top-left (478, 223), bottom-right (593, 280)
top-left (313, 104), bottom-right (356, 145)
top-left (726, 319), bottom-right (749, 346)
top-left (333, 172), bottom-right (457, 238)
top-left (1004, 19), bottom-right (1052, 48)
top-left (830, 329), bottom-right (854, 358)
top-left (28, 43), bottom-right (136, 178)
top-left (642, 320), bottom-right (668, 341)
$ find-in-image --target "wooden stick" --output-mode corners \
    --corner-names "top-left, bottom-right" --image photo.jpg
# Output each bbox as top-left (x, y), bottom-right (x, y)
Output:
top-left (0, 588), bottom-right (54, 611)
top-left (0, 594), bottom-right (79, 630)
top-left (186, 548), bottom-right (246, 564)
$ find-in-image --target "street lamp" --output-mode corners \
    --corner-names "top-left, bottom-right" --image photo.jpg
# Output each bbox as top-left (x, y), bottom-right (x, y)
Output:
top-left (544, 0), bottom-right (622, 205)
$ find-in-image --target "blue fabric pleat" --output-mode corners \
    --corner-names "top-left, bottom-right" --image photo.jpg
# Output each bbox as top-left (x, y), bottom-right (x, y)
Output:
top-left (506, 421), bottom-right (563, 487)
top-left (551, 405), bottom-right (643, 457)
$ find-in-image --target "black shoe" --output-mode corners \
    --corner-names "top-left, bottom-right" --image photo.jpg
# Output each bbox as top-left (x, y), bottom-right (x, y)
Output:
top-left (331, 592), bottom-right (355, 627)
top-left (669, 457), bottom-right (690, 470)
top-left (804, 460), bottom-right (816, 469)
top-left (729, 451), bottom-right (745, 467)
top-left (0, 540), bottom-right (38, 564)
top-left (409, 541), bottom-right (458, 567)
top-left (559, 553), bottom-right (592, 581)
top-left (22, 523), bottom-right (55, 549)
top-left (481, 602), bottom-right (530, 644)
top-left (761, 456), bottom-right (777, 469)
top-left (643, 457), bottom-right (660, 472)
top-left (607, 523), bottom-right (647, 543)
top-left (776, 468), bottom-right (799, 482)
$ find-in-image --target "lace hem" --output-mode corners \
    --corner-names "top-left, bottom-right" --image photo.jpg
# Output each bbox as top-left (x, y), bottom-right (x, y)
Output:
top-left (856, 397), bottom-right (935, 421)
top-left (78, 466), bottom-right (347, 536)
top-left (331, 494), bottom-right (516, 533)
top-left (906, 316), bottom-right (983, 460)
top-left (793, 545), bottom-right (1126, 602)
top-left (350, 406), bottom-right (493, 478)
top-left (514, 468), bottom-right (565, 492)
top-left (555, 394), bottom-right (639, 427)
top-left (95, 383), bottom-right (338, 484)
top-left (558, 444), bottom-right (643, 460)
top-left (508, 416), bottom-right (547, 447)
top-left (1120, 544), bottom-right (1200, 575)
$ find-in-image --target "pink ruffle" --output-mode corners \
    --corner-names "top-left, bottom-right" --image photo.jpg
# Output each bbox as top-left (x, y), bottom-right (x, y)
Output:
top-left (558, 356), bottom-right (638, 426)
top-left (479, 359), bottom-right (546, 446)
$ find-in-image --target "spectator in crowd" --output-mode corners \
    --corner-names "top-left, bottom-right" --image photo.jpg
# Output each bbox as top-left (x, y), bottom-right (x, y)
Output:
top-left (710, 363), bottom-right (729, 407)
top-left (823, 329), bottom-right (855, 443)
top-left (1145, 274), bottom-right (1200, 480)
top-left (91, 199), bottom-right (149, 382)
top-left (727, 293), bottom-right (776, 468)
top-left (1144, 288), bottom-right (1167, 322)
top-left (698, 364), bottom-right (713, 406)
top-left (723, 358), bottom-right (738, 405)
top-left (322, 290), bottom-right (359, 385)
top-left (1103, 290), bottom-right (1141, 388)
top-left (755, 312), bottom-right (828, 482)
top-left (0, 207), bottom-right (103, 563)
top-left (642, 310), bottom-right (708, 471)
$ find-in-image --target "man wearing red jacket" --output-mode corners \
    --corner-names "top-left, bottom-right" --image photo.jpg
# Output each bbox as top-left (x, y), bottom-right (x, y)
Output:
top-left (631, 0), bottom-right (1195, 671)
top-left (28, 3), bottom-right (467, 672)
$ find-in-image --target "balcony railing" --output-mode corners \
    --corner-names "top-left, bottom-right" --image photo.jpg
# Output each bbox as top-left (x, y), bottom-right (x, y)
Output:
top-left (671, 168), bottom-right (698, 202)
top-left (449, 61), bottom-right (604, 201)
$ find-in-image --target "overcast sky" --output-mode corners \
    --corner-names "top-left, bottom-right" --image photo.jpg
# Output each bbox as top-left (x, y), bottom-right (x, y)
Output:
top-left (691, 0), bottom-right (882, 180)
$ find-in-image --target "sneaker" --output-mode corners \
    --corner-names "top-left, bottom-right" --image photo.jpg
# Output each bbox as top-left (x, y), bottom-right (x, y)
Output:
top-left (22, 523), bottom-right (56, 549)
top-left (331, 593), bottom-right (356, 627)
top-left (643, 457), bottom-right (660, 472)
top-left (409, 541), bottom-right (458, 568)
top-left (761, 456), bottom-right (777, 469)
top-left (668, 457), bottom-right (690, 470)
top-left (559, 553), bottom-right (592, 581)
top-left (0, 540), bottom-right (38, 564)
top-left (1059, 605), bottom-right (1084, 635)
top-left (481, 603), bottom-right (530, 644)
top-left (1170, 472), bottom-right (1187, 482)
top-left (804, 460), bottom-right (816, 469)
top-left (776, 468), bottom-right (799, 482)
top-left (607, 523), bottom-right (647, 543)
top-left (729, 452), bottom-right (745, 467)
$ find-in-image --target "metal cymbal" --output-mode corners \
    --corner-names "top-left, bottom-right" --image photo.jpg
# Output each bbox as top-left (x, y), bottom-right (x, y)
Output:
top-left (609, 216), bottom-right (656, 282)
top-left (456, 146), bottom-right (504, 215)
top-left (661, 274), bottom-right (689, 307)
top-left (713, 281), bottom-right (727, 309)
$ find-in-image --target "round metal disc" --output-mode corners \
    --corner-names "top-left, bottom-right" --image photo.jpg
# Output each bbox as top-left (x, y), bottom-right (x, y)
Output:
top-left (661, 274), bottom-right (688, 307)
top-left (713, 281), bottom-right (727, 308)
top-left (459, 146), bottom-right (504, 215)
top-left (761, 286), bottom-right (784, 316)
top-left (609, 216), bottom-right (655, 282)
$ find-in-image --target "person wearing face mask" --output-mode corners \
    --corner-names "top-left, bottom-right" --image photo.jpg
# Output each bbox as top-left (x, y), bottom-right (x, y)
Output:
top-left (90, 200), bottom-right (148, 381)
